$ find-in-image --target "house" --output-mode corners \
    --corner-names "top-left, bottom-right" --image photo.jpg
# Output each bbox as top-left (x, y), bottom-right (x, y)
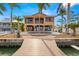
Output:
top-left (24, 13), bottom-right (54, 33)
top-left (0, 18), bottom-right (11, 32)
top-left (0, 18), bottom-right (23, 32)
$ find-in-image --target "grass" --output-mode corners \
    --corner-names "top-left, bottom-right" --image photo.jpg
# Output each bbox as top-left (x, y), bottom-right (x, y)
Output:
top-left (55, 33), bottom-right (79, 38)
top-left (0, 34), bottom-right (17, 38)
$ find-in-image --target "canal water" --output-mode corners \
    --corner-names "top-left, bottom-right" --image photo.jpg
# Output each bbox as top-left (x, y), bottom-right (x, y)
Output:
top-left (0, 47), bottom-right (19, 56)
top-left (0, 47), bottom-right (79, 56)
top-left (60, 47), bottom-right (79, 56)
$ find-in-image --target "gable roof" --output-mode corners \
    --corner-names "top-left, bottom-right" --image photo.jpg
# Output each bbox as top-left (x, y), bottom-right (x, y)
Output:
top-left (24, 13), bottom-right (54, 18)
top-left (32, 13), bottom-right (47, 17)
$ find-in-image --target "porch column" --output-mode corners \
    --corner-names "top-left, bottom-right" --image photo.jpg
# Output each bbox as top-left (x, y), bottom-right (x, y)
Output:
top-left (44, 17), bottom-right (46, 32)
top-left (24, 18), bottom-right (27, 32)
top-left (33, 17), bottom-right (35, 32)
top-left (39, 16), bottom-right (40, 33)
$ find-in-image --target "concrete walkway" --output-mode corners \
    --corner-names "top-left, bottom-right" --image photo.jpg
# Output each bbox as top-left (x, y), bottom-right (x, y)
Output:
top-left (13, 36), bottom-right (65, 56)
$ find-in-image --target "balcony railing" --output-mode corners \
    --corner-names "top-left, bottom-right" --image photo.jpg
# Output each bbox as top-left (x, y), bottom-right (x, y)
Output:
top-left (26, 17), bottom-right (53, 24)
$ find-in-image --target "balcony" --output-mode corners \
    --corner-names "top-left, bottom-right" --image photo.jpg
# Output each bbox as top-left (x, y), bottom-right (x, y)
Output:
top-left (26, 18), bottom-right (33, 24)
top-left (35, 18), bottom-right (44, 24)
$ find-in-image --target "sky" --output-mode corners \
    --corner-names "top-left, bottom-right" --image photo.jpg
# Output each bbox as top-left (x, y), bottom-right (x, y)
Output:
top-left (0, 3), bottom-right (79, 26)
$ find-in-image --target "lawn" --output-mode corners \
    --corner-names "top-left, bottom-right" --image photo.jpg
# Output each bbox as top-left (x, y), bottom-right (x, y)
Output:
top-left (0, 34), bottom-right (17, 38)
top-left (55, 33), bottom-right (79, 38)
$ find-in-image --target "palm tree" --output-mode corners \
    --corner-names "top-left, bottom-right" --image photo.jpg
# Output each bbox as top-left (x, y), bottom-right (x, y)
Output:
top-left (57, 3), bottom-right (71, 34)
top-left (67, 11), bottom-right (79, 36)
top-left (36, 3), bottom-right (50, 33)
top-left (57, 4), bottom-right (66, 32)
top-left (57, 19), bottom-right (66, 32)
top-left (66, 3), bottom-right (71, 34)
top-left (14, 16), bottom-right (23, 31)
top-left (68, 23), bottom-right (79, 36)
top-left (0, 3), bottom-right (6, 15)
top-left (72, 14), bottom-right (79, 24)
top-left (9, 3), bottom-right (20, 33)
top-left (37, 3), bottom-right (50, 13)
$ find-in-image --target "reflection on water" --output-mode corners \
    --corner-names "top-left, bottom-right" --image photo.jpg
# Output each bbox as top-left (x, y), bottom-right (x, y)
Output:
top-left (60, 47), bottom-right (79, 56)
top-left (0, 47), bottom-right (19, 56)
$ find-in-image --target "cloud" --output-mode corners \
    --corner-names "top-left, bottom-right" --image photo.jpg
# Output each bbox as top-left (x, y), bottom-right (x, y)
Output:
top-left (71, 3), bottom-right (77, 6)
top-left (42, 9), bottom-right (53, 15)
top-left (63, 3), bottom-right (77, 7)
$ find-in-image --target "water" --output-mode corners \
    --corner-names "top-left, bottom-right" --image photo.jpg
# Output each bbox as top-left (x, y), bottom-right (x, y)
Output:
top-left (0, 47), bottom-right (19, 56)
top-left (60, 47), bottom-right (79, 56)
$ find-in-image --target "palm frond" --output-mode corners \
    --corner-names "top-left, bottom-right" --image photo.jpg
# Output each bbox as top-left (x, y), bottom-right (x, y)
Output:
top-left (43, 3), bottom-right (50, 10)
top-left (0, 11), bottom-right (3, 15)
top-left (9, 3), bottom-right (20, 8)
top-left (0, 3), bottom-right (6, 11)
top-left (14, 16), bottom-right (23, 22)
top-left (37, 3), bottom-right (50, 13)
top-left (57, 3), bottom-right (62, 13)
top-left (55, 14), bottom-right (61, 17)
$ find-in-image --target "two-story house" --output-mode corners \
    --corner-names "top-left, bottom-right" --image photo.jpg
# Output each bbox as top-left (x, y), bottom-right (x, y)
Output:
top-left (24, 13), bottom-right (54, 33)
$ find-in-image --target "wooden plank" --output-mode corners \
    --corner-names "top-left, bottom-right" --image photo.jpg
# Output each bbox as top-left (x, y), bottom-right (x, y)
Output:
top-left (13, 38), bottom-right (52, 56)
top-left (43, 40), bottom-right (66, 56)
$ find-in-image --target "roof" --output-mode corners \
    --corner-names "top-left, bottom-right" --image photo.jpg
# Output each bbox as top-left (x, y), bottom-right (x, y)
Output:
top-left (24, 13), bottom-right (54, 18)
top-left (0, 18), bottom-right (24, 23)
top-left (32, 13), bottom-right (47, 16)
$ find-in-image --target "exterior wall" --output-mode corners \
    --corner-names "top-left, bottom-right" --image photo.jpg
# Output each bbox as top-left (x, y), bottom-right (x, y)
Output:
top-left (76, 28), bottom-right (79, 34)
top-left (0, 22), bottom-right (11, 31)
top-left (24, 13), bottom-right (54, 32)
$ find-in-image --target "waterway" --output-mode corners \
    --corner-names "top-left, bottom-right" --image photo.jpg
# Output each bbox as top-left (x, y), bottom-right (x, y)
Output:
top-left (60, 47), bottom-right (79, 56)
top-left (0, 47), bottom-right (19, 56)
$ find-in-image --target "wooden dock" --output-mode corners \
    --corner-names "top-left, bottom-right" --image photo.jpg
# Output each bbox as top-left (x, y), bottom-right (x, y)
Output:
top-left (13, 36), bottom-right (65, 56)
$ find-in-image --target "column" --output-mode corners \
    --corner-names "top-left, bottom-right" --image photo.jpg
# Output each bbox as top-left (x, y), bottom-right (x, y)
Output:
top-left (33, 17), bottom-right (35, 32)
top-left (24, 18), bottom-right (27, 32)
top-left (39, 16), bottom-right (40, 32)
top-left (44, 17), bottom-right (46, 32)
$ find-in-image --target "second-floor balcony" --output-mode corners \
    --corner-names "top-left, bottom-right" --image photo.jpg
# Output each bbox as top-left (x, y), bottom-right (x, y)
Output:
top-left (25, 17), bottom-right (53, 25)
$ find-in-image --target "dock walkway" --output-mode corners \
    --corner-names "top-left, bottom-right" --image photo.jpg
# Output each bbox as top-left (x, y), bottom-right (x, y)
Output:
top-left (13, 36), bottom-right (65, 56)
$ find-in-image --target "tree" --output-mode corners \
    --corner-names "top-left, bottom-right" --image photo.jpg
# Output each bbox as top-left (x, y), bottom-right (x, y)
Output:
top-left (57, 3), bottom-right (72, 33)
top-left (36, 3), bottom-right (50, 33)
top-left (68, 23), bottom-right (79, 36)
top-left (37, 3), bottom-right (50, 13)
top-left (68, 12), bottom-right (79, 36)
top-left (57, 4), bottom-right (66, 32)
top-left (14, 16), bottom-right (23, 31)
top-left (0, 3), bottom-right (6, 15)
top-left (9, 3), bottom-right (20, 33)
top-left (72, 14), bottom-right (79, 24)
top-left (66, 3), bottom-right (71, 34)
top-left (57, 19), bottom-right (66, 32)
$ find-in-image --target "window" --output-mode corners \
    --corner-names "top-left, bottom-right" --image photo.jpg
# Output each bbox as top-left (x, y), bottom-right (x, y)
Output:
top-left (26, 18), bottom-right (33, 24)
top-left (35, 25), bottom-right (39, 31)
top-left (40, 18), bottom-right (44, 24)
top-left (27, 25), bottom-right (34, 31)
top-left (46, 17), bottom-right (53, 22)
top-left (35, 18), bottom-right (44, 24)
top-left (40, 25), bottom-right (43, 31)
top-left (45, 26), bottom-right (51, 31)
top-left (35, 18), bottom-right (39, 24)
